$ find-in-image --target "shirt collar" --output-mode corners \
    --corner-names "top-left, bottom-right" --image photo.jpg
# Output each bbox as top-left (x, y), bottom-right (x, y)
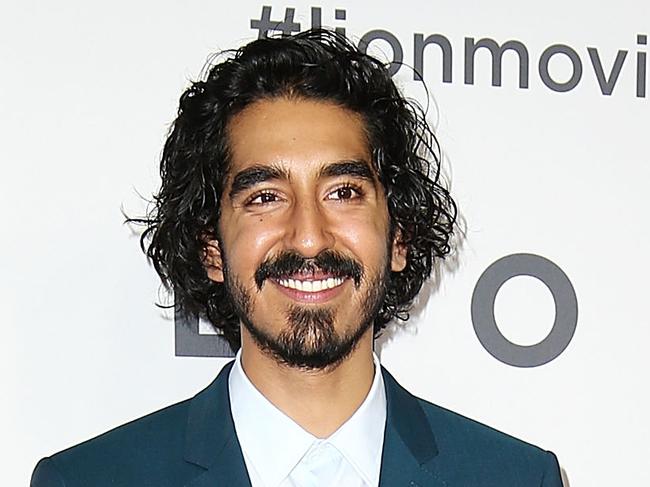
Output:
top-left (327, 353), bottom-right (386, 485)
top-left (228, 350), bottom-right (387, 487)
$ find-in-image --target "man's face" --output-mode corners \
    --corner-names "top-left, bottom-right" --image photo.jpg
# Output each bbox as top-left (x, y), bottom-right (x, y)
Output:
top-left (207, 97), bottom-right (406, 369)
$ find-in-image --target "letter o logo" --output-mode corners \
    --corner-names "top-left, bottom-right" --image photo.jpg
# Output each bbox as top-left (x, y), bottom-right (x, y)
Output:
top-left (471, 253), bottom-right (578, 367)
top-left (358, 29), bottom-right (404, 76)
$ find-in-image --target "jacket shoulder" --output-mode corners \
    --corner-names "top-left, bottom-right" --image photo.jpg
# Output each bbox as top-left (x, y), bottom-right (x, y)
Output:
top-left (31, 398), bottom-right (201, 487)
top-left (416, 394), bottom-right (547, 453)
top-left (381, 367), bottom-right (562, 485)
top-left (31, 362), bottom-right (236, 487)
top-left (415, 394), bottom-right (562, 485)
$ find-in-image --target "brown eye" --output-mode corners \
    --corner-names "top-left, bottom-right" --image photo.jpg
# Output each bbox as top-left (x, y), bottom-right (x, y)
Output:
top-left (260, 193), bottom-right (277, 203)
top-left (248, 191), bottom-right (280, 205)
top-left (328, 184), bottom-right (362, 201)
top-left (337, 187), bottom-right (354, 199)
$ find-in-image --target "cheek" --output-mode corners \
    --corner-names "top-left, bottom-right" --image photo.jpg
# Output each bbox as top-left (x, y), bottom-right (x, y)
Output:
top-left (335, 216), bottom-right (389, 263)
top-left (224, 216), bottom-right (284, 274)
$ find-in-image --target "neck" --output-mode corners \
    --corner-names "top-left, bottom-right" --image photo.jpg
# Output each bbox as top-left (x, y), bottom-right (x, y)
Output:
top-left (239, 328), bottom-right (376, 438)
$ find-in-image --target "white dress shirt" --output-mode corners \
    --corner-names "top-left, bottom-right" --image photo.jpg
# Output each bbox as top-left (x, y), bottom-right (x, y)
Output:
top-left (228, 351), bottom-right (387, 487)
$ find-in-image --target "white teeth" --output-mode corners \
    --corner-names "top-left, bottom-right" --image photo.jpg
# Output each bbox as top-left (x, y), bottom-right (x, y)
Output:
top-left (277, 277), bottom-right (344, 292)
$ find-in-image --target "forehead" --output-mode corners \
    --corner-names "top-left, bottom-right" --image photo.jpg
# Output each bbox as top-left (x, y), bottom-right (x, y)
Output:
top-left (226, 97), bottom-right (372, 178)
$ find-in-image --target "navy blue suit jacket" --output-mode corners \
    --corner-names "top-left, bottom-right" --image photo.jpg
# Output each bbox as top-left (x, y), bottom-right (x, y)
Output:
top-left (32, 362), bottom-right (563, 486)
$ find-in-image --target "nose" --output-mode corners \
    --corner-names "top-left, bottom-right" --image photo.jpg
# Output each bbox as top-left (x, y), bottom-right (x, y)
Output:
top-left (285, 197), bottom-right (335, 258)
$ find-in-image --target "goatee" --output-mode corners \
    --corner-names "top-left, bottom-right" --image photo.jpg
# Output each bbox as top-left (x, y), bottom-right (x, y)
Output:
top-left (223, 249), bottom-right (390, 370)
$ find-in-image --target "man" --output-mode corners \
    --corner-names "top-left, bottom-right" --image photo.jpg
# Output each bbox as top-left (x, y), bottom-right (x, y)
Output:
top-left (32, 29), bottom-right (563, 486)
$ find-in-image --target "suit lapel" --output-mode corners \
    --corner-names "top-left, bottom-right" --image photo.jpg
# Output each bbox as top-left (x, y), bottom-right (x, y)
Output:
top-left (183, 361), bottom-right (252, 487)
top-left (179, 361), bottom-right (445, 486)
top-left (379, 366), bottom-right (446, 487)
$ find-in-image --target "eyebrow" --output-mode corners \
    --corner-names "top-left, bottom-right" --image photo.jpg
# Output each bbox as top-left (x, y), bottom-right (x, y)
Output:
top-left (318, 160), bottom-right (375, 181)
top-left (229, 164), bottom-right (290, 200)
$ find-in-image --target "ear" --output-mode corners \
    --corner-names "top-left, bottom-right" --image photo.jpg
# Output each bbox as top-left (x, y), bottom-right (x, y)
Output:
top-left (390, 230), bottom-right (407, 272)
top-left (203, 240), bottom-right (224, 283)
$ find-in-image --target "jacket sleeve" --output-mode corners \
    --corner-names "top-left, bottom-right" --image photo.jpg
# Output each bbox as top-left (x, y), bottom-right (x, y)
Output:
top-left (31, 457), bottom-right (67, 487)
top-left (541, 451), bottom-right (564, 487)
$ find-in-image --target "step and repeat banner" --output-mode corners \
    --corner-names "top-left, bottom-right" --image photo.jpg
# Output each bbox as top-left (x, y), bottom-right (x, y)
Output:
top-left (3, 1), bottom-right (648, 485)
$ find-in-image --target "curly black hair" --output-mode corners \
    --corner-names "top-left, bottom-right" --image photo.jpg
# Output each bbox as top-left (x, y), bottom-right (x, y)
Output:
top-left (134, 29), bottom-right (457, 351)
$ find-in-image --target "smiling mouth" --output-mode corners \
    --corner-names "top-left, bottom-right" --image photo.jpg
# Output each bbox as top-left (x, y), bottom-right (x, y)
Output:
top-left (274, 276), bottom-right (345, 293)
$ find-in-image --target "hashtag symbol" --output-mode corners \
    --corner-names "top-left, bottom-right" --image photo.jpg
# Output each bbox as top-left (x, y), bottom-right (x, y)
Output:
top-left (250, 6), bottom-right (301, 39)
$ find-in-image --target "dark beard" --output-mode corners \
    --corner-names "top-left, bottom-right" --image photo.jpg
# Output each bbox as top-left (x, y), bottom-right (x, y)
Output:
top-left (222, 249), bottom-right (390, 370)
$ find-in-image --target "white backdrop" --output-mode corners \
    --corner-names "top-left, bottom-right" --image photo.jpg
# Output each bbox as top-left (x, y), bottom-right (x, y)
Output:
top-left (3, 1), bottom-right (649, 485)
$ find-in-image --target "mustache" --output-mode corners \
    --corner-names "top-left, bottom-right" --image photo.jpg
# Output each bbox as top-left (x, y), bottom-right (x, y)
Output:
top-left (255, 249), bottom-right (363, 289)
